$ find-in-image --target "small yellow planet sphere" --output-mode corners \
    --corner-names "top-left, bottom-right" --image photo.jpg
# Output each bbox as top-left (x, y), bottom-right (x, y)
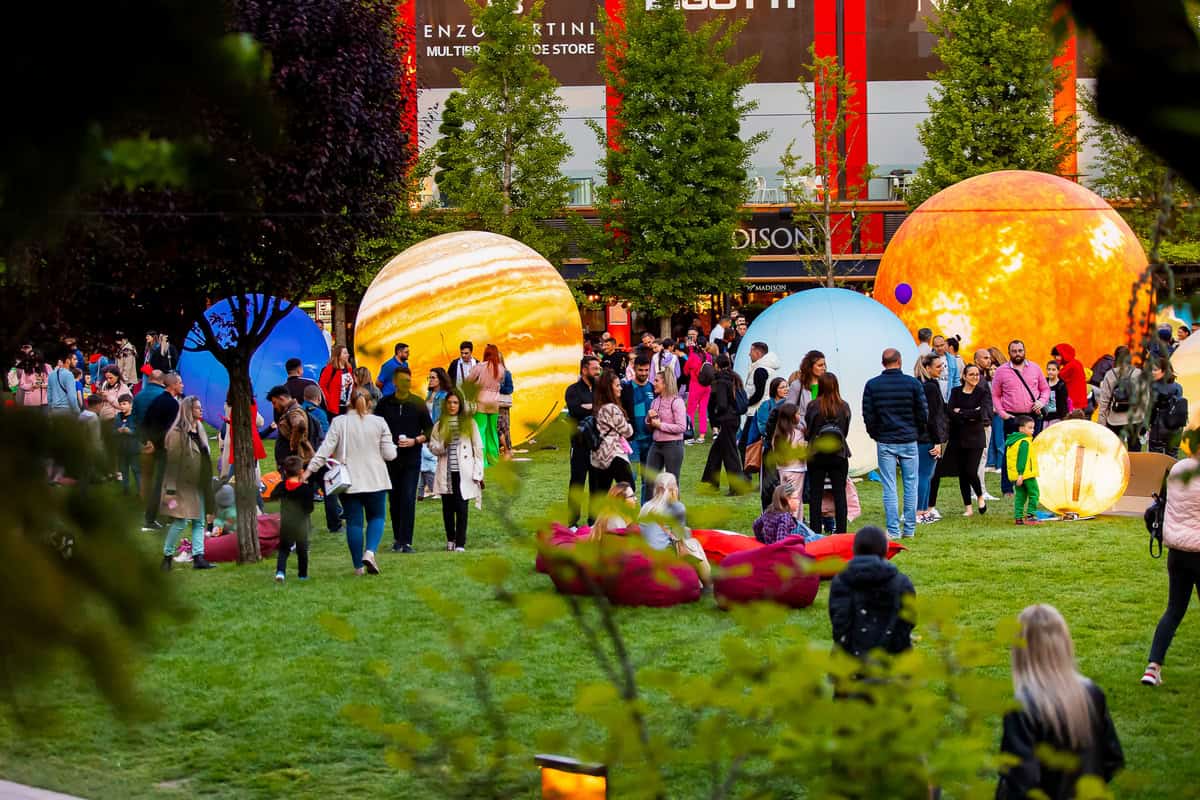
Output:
top-left (875, 170), bottom-right (1152, 368)
top-left (1033, 420), bottom-right (1130, 517)
top-left (354, 231), bottom-right (583, 445)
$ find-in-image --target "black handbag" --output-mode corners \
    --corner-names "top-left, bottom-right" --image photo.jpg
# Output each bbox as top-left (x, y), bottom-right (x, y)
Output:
top-left (1145, 478), bottom-right (1167, 559)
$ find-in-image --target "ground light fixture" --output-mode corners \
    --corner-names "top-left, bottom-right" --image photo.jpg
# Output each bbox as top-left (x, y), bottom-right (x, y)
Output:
top-left (535, 754), bottom-right (608, 799)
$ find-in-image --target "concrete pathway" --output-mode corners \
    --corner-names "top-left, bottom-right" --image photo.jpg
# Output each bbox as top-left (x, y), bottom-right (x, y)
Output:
top-left (0, 781), bottom-right (83, 800)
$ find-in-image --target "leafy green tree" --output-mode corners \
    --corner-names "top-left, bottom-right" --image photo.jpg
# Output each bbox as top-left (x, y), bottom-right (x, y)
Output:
top-left (437, 0), bottom-right (572, 258)
top-left (907, 0), bottom-right (1076, 206)
top-left (433, 92), bottom-right (471, 208)
top-left (779, 47), bottom-right (878, 287)
top-left (585, 0), bottom-right (764, 323)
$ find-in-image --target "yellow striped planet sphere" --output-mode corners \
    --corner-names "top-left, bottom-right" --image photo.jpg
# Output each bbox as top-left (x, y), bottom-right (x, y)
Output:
top-left (354, 231), bottom-right (583, 445)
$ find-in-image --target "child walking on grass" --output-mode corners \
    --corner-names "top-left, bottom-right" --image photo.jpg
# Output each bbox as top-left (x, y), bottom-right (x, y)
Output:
top-left (1006, 415), bottom-right (1041, 526)
top-left (276, 455), bottom-right (314, 582)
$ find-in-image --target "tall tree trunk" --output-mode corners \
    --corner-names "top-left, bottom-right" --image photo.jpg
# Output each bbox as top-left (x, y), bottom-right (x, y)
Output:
top-left (659, 317), bottom-right (671, 338)
top-left (822, 190), bottom-right (835, 288)
top-left (226, 360), bottom-right (262, 563)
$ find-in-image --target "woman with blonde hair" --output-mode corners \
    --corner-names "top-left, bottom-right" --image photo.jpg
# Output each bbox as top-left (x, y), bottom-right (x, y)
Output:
top-left (304, 388), bottom-right (397, 575)
top-left (161, 395), bottom-right (217, 570)
top-left (645, 367), bottom-right (688, 492)
top-left (997, 605), bottom-right (1124, 799)
top-left (638, 472), bottom-right (710, 587)
top-left (588, 482), bottom-right (639, 540)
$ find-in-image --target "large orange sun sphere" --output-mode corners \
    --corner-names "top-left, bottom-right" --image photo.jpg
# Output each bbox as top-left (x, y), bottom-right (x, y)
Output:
top-left (875, 170), bottom-right (1152, 367)
top-left (354, 231), bottom-right (583, 445)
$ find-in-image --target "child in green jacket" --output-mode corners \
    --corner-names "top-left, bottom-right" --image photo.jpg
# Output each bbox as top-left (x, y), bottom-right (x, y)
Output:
top-left (1005, 416), bottom-right (1041, 525)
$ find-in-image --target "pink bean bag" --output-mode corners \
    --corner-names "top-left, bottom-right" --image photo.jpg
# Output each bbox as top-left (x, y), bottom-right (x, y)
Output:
top-left (714, 536), bottom-right (820, 609)
top-left (203, 513), bottom-right (281, 562)
top-left (690, 529), bottom-right (764, 565)
top-left (537, 525), bottom-right (701, 606)
top-left (535, 523), bottom-right (589, 575)
top-left (604, 550), bottom-right (702, 607)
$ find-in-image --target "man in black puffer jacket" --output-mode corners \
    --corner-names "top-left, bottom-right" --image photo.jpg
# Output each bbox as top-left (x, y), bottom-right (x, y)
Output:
top-left (863, 348), bottom-right (927, 540)
top-left (828, 526), bottom-right (916, 659)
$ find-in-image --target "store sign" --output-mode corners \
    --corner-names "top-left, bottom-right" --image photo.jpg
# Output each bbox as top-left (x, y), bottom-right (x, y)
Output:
top-left (744, 282), bottom-right (790, 292)
top-left (733, 212), bottom-right (824, 256)
top-left (416, 0), bottom-right (1089, 91)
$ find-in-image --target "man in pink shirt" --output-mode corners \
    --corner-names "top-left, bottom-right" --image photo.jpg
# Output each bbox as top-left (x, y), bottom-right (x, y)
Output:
top-left (991, 340), bottom-right (1050, 497)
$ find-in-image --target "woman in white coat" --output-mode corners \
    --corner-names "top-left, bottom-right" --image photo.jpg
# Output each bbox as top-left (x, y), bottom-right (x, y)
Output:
top-left (429, 391), bottom-right (484, 552)
top-left (304, 388), bottom-right (396, 575)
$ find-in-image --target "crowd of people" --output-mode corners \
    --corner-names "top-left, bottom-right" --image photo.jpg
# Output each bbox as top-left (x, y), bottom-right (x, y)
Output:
top-left (12, 311), bottom-right (1200, 798)
top-left (8, 334), bottom-right (520, 578)
top-left (564, 314), bottom-right (1200, 796)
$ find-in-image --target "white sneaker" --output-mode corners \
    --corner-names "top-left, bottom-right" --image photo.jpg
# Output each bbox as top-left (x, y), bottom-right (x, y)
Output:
top-left (274, 571), bottom-right (285, 583)
top-left (454, 547), bottom-right (465, 552)
top-left (982, 492), bottom-right (1000, 501)
top-left (928, 508), bottom-right (942, 521)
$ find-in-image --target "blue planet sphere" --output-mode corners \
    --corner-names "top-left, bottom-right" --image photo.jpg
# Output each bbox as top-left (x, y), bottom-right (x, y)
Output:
top-left (732, 288), bottom-right (919, 474)
top-left (178, 296), bottom-right (330, 429)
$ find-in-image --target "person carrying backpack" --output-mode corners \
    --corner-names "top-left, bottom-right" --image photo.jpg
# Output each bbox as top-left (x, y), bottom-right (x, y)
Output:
top-left (1147, 357), bottom-right (1186, 455)
top-left (1096, 345), bottom-right (1145, 452)
top-left (804, 372), bottom-right (852, 533)
top-left (701, 355), bottom-right (747, 495)
top-left (1141, 456), bottom-right (1200, 686)
top-left (829, 526), bottom-right (916, 659)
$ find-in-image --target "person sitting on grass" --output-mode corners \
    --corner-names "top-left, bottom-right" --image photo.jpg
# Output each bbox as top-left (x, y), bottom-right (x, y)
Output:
top-left (587, 482), bottom-right (639, 541)
top-left (638, 472), bottom-right (711, 588)
top-left (276, 455), bottom-right (314, 583)
top-left (752, 484), bottom-right (819, 545)
top-left (1006, 415), bottom-right (1041, 526)
top-left (828, 525), bottom-right (915, 659)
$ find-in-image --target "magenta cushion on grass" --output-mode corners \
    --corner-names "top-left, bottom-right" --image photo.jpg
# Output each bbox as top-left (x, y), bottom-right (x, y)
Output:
top-left (714, 536), bottom-right (820, 609)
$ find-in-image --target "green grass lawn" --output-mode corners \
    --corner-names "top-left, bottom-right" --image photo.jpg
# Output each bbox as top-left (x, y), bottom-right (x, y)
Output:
top-left (2, 431), bottom-right (1199, 799)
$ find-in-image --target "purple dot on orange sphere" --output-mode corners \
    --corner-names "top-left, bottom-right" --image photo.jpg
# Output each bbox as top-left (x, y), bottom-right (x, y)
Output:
top-left (894, 283), bottom-right (913, 305)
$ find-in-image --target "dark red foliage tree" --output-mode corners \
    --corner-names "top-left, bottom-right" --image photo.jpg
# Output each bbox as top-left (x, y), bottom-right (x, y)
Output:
top-left (44, 0), bottom-right (412, 561)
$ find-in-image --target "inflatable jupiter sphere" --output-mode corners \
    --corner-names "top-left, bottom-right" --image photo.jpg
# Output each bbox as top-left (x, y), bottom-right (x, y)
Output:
top-left (354, 231), bottom-right (584, 445)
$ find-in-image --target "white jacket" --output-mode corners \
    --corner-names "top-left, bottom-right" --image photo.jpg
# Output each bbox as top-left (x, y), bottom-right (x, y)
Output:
top-left (745, 351), bottom-right (781, 417)
top-left (308, 412), bottom-right (397, 494)
top-left (1164, 458), bottom-right (1200, 552)
top-left (429, 417), bottom-right (485, 506)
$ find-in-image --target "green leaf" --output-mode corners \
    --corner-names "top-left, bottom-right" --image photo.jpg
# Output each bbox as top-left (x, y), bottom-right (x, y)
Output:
top-left (514, 592), bottom-right (568, 629)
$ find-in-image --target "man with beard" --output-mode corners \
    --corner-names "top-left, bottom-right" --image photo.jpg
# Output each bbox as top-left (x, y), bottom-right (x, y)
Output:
top-left (991, 340), bottom-right (1049, 498)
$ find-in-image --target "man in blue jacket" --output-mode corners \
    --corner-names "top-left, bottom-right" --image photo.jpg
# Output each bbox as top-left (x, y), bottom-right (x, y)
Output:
top-left (863, 348), bottom-right (928, 540)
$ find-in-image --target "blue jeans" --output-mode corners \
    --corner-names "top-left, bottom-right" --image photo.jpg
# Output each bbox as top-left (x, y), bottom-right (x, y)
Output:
top-left (917, 446), bottom-right (937, 510)
top-left (988, 414), bottom-right (1005, 468)
top-left (164, 498), bottom-right (205, 557)
top-left (341, 490), bottom-right (387, 569)
top-left (632, 437), bottom-right (653, 503)
top-left (877, 442), bottom-right (918, 538)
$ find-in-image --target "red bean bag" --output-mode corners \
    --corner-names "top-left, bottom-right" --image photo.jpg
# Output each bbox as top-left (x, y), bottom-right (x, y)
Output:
top-left (203, 513), bottom-right (281, 562)
top-left (714, 536), bottom-right (820, 609)
top-left (604, 550), bottom-right (702, 607)
top-left (535, 523), bottom-right (589, 575)
top-left (690, 529), bottom-right (764, 565)
top-left (803, 533), bottom-right (905, 566)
